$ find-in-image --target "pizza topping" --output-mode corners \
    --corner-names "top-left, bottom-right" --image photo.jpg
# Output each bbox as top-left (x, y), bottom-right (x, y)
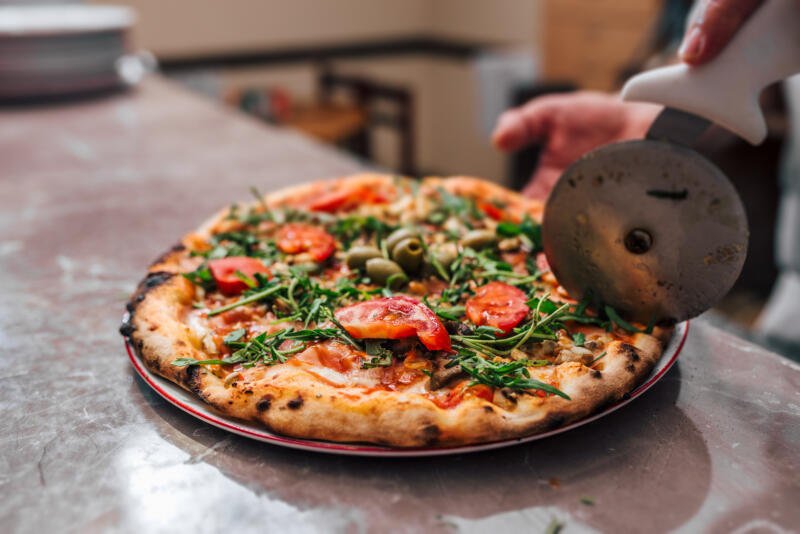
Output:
top-left (334, 296), bottom-right (451, 351)
top-left (447, 351), bottom-right (570, 399)
top-left (460, 229), bottom-right (498, 251)
top-left (536, 252), bottom-right (550, 273)
top-left (554, 346), bottom-right (594, 366)
top-left (208, 257), bottom-right (272, 296)
top-left (477, 201), bottom-right (505, 221)
top-left (172, 326), bottom-right (356, 367)
top-left (465, 281), bottom-right (530, 335)
top-left (309, 184), bottom-right (388, 213)
top-left (294, 342), bottom-right (362, 373)
top-left (277, 224), bottom-right (336, 262)
top-left (175, 179), bottom-right (645, 400)
top-left (431, 382), bottom-right (494, 409)
top-left (428, 359), bottom-right (468, 390)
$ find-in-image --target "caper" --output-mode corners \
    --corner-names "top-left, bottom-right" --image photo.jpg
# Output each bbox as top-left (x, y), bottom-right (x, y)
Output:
top-left (460, 229), bottom-right (497, 250)
top-left (345, 246), bottom-right (382, 270)
top-left (391, 237), bottom-right (423, 273)
top-left (366, 258), bottom-right (406, 287)
top-left (385, 227), bottom-right (420, 255)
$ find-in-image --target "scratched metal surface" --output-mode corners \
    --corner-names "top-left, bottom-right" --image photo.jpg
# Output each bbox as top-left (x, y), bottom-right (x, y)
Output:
top-left (1, 78), bottom-right (798, 534)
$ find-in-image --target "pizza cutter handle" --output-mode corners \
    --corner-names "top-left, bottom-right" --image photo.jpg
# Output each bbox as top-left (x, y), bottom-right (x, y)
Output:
top-left (621, 0), bottom-right (800, 145)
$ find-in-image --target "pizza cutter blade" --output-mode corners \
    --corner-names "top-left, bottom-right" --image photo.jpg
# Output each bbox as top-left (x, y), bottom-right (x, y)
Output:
top-left (541, 0), bottom-right (800, 324)
top-left (542, 130), bottom-right (748, 324)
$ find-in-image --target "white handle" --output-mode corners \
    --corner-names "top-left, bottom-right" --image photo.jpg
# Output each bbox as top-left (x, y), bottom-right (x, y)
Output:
top-left (622, 0), bottom-right (800, 145)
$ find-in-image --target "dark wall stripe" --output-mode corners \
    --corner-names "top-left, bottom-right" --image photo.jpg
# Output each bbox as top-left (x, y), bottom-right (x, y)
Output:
top-left (158, 36), bottom-right (489, 72)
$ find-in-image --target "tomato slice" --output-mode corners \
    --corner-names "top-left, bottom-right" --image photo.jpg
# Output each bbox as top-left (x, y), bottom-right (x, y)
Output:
top-left (478, 201), bottom-right (505, 221)
top-left (309, 185), bottom-right (387, 213)
top-left (208, 257), bottom-right (272, 296)
top-left (465, 281), bottom-right (530, 336)
top-left (334, 296), bottom-right (451, 351)
top-left (277, 224), bottom-right (336, 262)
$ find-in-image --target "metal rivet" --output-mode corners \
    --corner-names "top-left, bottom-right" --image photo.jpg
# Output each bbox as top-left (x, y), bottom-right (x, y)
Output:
top-left (624, 229), bottom-right (653, 254)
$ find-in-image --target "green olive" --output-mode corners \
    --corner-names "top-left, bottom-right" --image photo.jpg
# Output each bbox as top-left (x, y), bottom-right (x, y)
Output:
top-left (345, 246), bottom-right (383, 270)
top-left (391, 237), bottom-right (424, 273)
top-left (385, 227), bottom-right (420, 255)
top-left (366, 258), bottom-right (406, 288)
top-left (460, 229), bottom-right (497, 250)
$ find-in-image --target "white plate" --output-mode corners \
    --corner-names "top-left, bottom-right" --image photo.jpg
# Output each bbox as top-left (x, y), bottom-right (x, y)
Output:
top-left (126, 321), bottom-right (688, 457)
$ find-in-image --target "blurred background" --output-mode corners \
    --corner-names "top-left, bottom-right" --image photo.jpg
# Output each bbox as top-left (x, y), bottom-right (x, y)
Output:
top-left (1, 0), bottom-right (792, 345)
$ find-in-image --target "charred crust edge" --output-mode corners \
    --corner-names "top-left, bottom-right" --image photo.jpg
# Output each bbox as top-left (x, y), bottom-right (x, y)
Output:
top-left (287, 395), bottom-right (304, 410)
top-left (543, 412), bottom-right (567, 431)
top-left (120, 271), bottom-right (176, 339)
top-left (418, 424), bottom-right (440, 445)
top-left (619, 343), bottom-right (641, 362)
top-left (150, 243), bottom-right (187, 267)
top-left (256, 395), bottom-right (274, 412)
top-left (183, 365), bottom-right (206, 398)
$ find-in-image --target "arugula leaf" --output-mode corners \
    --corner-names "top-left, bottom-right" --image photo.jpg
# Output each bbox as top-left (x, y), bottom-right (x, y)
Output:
top-left (362, 339), bottom-right (393, 368)
top-left (224, 328), bottom-right (247, 344)
top-left (451, 353), bottom-right (570, 399)
top-left (604, 305), bottom-right (655, 334)
top-left (572, 332), bottom-right (585, 347)
top-left (494, 216), bottom-right (542, 251)
top-left (182, 264), bottom-right (216, 291)
top-left (172, 356), bottom-right (245, 367)
top-left (496, 221), bottom-right (521, 237)
top-left (207, 283), bottom-right (283, 317)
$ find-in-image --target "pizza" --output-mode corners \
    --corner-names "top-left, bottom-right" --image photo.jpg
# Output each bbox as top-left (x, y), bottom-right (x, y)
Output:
top-left (121, 174), bottom-right (671, 447)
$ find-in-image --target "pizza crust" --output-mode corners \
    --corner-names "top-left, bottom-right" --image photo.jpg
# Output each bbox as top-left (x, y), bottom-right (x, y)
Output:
top-left (123, 174), bottom-right (670, 447)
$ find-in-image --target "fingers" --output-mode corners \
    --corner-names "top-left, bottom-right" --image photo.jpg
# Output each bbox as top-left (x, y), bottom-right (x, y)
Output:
top-left (521, 166), bottom-right (562, 201)
top-left (491, 99), bottom-right (555, 152)
top-left (679, 0), bottom-right (764, 65)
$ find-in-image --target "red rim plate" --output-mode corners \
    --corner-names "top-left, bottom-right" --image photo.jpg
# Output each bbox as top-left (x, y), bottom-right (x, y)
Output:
top-left (125, 320), bottom-right (688, 457)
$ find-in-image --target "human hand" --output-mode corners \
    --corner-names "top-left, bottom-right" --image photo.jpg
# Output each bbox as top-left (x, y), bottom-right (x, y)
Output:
top-left (492, 91), bottom-right (661, 199)
top-left (678, 0), bottom-right (799, 66)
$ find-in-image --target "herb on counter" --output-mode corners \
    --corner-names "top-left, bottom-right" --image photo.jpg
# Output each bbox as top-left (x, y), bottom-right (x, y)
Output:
top-left (545, 519), bottom-right (564, 534)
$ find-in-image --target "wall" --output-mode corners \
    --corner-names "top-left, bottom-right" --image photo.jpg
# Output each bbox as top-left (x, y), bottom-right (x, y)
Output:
top-left (97, 0), bottom-right (543, 183)
top-left (108, 0), bottom-right (541, 56)
top-left (107, 0), bottom-right (431, 56)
